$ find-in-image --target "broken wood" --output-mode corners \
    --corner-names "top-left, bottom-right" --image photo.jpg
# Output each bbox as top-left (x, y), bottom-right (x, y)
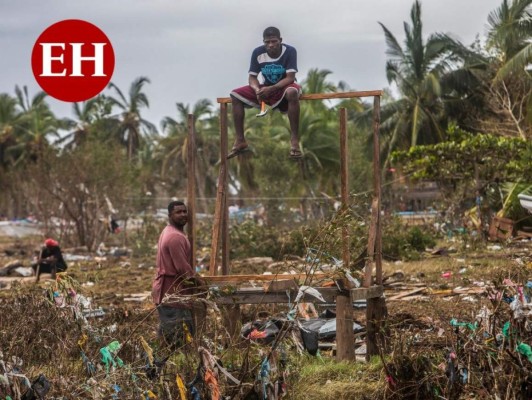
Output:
top-left (264, 279), bottom-right (299, 292)
top-left (203, 273), bottom-right (328, 283)
top-left (388, 287), bottom-right (426, 301)
top-left (297, 303), bottom-right (318, 320)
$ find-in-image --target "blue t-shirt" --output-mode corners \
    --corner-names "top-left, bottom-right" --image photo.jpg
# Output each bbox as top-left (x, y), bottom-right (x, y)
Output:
top-left (249, 44), bottom-right (298, 86)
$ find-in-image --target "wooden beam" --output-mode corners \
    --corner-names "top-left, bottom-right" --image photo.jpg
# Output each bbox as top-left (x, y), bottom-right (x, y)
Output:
top-left (366, 95), bottom-right (387, 360)
top-left (187, 114), bottom-right (196, 268)
top-left (209, 103), bottom-right (230, 275)
top-left (337, 107), bottom-right (354, 361)
top-left (373, 96), bottom-right (382, 285)
top-left (217, 90), bottom-right (383, 104)
top-left (214, 285), bottom-right (383, 305)
top-left (203, 273), bottom-right (328, 283)
top-left (364, 198), bottom-right (378, 287)
top-left (340, 107), bottom-right (349, 269)
top-left (209, 163), bottom-right (226, 275)
top-left (220, 102), bottom-right (230, 275)
top-left (388, 287), bottom-right (425, 301)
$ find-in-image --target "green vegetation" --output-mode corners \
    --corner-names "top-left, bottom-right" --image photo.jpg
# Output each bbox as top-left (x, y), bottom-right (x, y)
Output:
top-left (0, 0), bottom-right (530, 250)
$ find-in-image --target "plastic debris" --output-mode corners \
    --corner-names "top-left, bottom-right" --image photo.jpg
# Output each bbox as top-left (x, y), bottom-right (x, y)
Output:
top-left (259, 358), bottom-right (271, 399)
top-left (204, 368), bottom-right (220, 400)
top-left (189, 386), bottom-right (201, 400)
top-left (446, 352), bottom-right (458, 384)
top-left (139, 336), bottom-right (154, 366)
top-left (345, 271), bottom-right (361, 288)
top-left (21, 374), bottom-right (50, 400)
top-left (249, 329), bottom-right (268, 340)
top-left (111, 384), bottom-right (121, 399)
top-left (100, 341), bottom-right (124, 374)
top-left (176, 374), bottom-right (187, 400)
top-left (295, 286), bottom-right (326, 303)
top-left (517, 343), bottom-right (532, 363)
top-left (450, 318), bottom-right (477, 331)
top-left (80, 351), bottom-right (95, 376)
top-left (459, 367), bottom-right (468, 384)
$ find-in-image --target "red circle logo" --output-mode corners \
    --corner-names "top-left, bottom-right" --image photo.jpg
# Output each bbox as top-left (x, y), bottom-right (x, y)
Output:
top-left (31, 19), bottom-right (115, 102)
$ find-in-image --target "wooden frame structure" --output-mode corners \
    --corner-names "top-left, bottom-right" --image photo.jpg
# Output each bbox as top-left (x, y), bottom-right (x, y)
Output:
top-left (186, 90), bottom-right (386, 360)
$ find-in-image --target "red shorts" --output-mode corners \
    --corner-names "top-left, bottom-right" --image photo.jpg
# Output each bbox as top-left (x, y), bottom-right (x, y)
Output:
top-left (230, 83), bottom-right (302, 113)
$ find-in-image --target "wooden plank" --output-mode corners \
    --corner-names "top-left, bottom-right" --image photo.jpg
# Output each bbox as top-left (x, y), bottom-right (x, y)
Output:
top-left (336, 293), bottom-right (354, 360)
top-left (209, 164), bottom-right (226, 275)
top-left (298, 303), bottom-right (318, 320)
top-left (337, 107), bottom-right (354, 362)
top-left (187, 114), bottom-right (197, 268)
top-left (217, 90), bottom-right (383, 104)
top-left (220, 102), bottom-right (230, 275)
top-left (516, 230), bottom-right (532, 238)
top-left (203, 273), bottom-right (328, 283)
top-left (213, 285), bottom-right (383, 305)
top-left (388, 287), bottom-right (426, 301)
top-left (340, 107), bottom-right (349, 268)
top-left (373, 95), bottom-right (382, 285)
top-left (364, 198), bottom-right (378, 287)
top-left (366, 95), bottom-right (386, 360)
top-left (264, 279), bottom-right (299, 292)
top-left (489, 216), bottom-right (515, 241)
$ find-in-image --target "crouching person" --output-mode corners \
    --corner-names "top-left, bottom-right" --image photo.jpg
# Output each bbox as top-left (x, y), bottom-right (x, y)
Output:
top-left (32, 238), bottom-right (67, 281)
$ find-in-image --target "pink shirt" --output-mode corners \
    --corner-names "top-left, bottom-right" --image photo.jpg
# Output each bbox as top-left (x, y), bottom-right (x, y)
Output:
top-left (152, 225), bottom-right (194, 307)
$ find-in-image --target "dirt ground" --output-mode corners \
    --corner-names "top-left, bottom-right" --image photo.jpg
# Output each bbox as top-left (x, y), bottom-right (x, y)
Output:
top-left (0, 236), bottom-right (531, 399)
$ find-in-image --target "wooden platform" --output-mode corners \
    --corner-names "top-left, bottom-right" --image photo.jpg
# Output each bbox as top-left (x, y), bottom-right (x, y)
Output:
top-left (213, 285), bottom-right (383, 305)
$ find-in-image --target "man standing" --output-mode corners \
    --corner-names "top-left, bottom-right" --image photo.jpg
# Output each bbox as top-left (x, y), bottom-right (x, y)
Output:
top-left (229, 26), bottom-right (303, 160)
top-left (152, 201), bottom-right (196, 347)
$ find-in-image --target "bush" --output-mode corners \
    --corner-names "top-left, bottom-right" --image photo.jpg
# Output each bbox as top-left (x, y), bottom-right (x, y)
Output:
top-left (228, 213), bottom-right (438, 263)
top-left (229, 220), bottom-right (284, 259)
top-left (382, 218), bottom-right (437, 261)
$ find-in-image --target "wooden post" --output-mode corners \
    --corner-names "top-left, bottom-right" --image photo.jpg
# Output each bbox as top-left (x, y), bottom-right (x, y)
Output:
top-left (373, 96), bottom-right (382, 285)
top-left (209, 103), bottom-right (230, 275)
top-left (187, 114), bottom-right (197, 268)
top-left (340, 107), bottom-right (350, 272)
top-left (366, 95), bottom-right (387, 360)
top-left (336, 107), bottom-right (355, 361)
top-left (220, 103), bottom-right (230, 275)
top-left (209, 165), bottom-right (225, 275)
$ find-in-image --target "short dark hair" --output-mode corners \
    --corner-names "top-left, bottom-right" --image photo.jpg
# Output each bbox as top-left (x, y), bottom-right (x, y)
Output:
top-left (263, 27), bottom-right (281, 39)
top-left (168, 200), bottom-right (186, 214)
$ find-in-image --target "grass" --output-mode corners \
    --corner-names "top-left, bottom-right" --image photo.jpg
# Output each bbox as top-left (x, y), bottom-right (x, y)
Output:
top-left (289, 357), bottom-right (383, 399)
top-left (0, 235), bottom-right (531, 399)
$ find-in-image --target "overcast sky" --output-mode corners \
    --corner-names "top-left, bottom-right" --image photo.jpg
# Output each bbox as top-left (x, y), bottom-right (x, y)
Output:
top-left (0, 0), bottom-right (501, 127)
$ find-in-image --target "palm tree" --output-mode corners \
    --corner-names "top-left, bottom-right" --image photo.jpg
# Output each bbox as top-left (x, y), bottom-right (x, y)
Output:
top-left (0, 93), bottom-right (23, 167)
top-left (157, 99), bottom-right (216, 212)
top-left (159, 100), bottom-right (213, 166)
top-left (487, 0), bottom-right (532, 80)
top-left (484, 0), bottom-right (531, 138)
top-left (12, 85), bottom-right (64, 164)
top-left (57, 98), bottom-right (101, 150)
top-left (376, 0), bottom-right (463, 155)
top-left (107, 76), bottom-right (157, 159)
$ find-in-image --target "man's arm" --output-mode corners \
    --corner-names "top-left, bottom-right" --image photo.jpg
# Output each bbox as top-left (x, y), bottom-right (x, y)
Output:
top-left (39, 248), bottom-right (57, 264)
top-left (248, 75), bottom-right (261, 96)
top-left (257, 72), bottom-right (296, 99)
